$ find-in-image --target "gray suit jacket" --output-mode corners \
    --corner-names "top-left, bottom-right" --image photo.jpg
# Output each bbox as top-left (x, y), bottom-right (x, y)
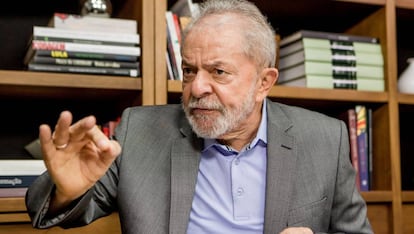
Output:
top-left (26, 100), bottom-right (373, 233)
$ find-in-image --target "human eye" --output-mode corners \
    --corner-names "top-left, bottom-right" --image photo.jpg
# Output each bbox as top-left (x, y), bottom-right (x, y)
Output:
top-left (214, 69), bottom-right (225, 75)
top-left (182, 67), bottom-right (196, 83)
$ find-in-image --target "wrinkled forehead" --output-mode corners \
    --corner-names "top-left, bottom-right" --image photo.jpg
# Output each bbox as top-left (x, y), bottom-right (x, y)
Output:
top-left (184, 13), bottom-right (246, 48)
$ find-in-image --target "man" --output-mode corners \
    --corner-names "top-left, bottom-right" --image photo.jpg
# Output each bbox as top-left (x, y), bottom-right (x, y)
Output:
top-left (26, 0), bottom-right (373, 233)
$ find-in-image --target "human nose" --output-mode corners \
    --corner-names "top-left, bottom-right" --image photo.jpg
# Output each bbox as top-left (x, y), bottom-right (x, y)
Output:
top-left (190, 71), bottom-right (212, 98)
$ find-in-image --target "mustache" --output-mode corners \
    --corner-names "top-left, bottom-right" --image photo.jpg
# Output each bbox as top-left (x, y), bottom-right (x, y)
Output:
top-left (187, 97), bottom-right (223, 111)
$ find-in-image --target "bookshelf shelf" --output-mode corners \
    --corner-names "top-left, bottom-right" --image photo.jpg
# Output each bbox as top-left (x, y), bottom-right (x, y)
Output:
top-left (396, 0), bottom-right (414, 9)
top-left (0, 71), bottom-right (141, 90)
top-left (361, 191), bottom-right (393, 202)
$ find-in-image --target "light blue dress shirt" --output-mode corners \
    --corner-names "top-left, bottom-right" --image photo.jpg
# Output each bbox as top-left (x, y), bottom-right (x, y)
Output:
top-left (187, 103), bottom-right (268, 234)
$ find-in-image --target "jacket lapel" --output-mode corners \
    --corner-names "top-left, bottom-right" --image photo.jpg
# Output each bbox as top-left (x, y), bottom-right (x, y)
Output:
top-left (169, 122), bottom-right (202, 234)
top-left (263, 101), bottom-right (298, 233)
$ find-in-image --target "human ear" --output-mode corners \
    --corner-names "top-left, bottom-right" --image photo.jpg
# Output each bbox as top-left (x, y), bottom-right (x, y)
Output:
top-left (256, 67), bottom-right (278, 101)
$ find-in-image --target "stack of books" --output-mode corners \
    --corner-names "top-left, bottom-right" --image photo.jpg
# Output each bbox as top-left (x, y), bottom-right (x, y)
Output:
top-left (166, 0), bottom-right (199, 81)
top-left (24, 12), bottom-right (141, 77)
top-left (277, 30), bottom-right (385, 91)
top-left (0, 159), bottom-right (46, 198)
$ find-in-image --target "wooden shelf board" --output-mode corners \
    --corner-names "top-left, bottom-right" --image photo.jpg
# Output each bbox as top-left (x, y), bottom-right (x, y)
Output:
top-left (0, 70), bottom-right (142, 100)
top-left (0, 70), bottom-right (142, 91)
top-left (0, 197), bottom-right (26, 213)
top-left (168, 80), bottom-right (389, 103)
top-left (0, 213), bottom-right (30, 223)
top-left (398, 93), bottom-right (414, 104)
top-left (362, 191), bottom-right (393, 202)
top-left (402, 191), bottom-right (414, 202)
top-left (269, 86), bottom-right (388, 103)
top-left (396, 0), bottom-right (414, 9)
top-left (336, 0), bottom-right (386, 5)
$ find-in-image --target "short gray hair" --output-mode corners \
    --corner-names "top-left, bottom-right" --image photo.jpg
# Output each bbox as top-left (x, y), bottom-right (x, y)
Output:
top-left (182, 0), bottom-right (276, 68)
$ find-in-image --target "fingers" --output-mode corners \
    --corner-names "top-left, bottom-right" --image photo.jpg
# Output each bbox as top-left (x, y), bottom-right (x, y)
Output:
top-left (52, 111), bottom-right (72, 148)
top-left (86, 125), bottom-right (122, 163)
top-left (39, 123), bottom-right (55, 158)
top-left (41, 110), bottom-right (121, 162)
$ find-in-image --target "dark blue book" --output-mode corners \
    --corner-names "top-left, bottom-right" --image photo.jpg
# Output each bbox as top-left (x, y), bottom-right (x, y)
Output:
top-left (0, 175), bottom-right (39, 188)
top-left (356, 105), bottom-right (369, 191)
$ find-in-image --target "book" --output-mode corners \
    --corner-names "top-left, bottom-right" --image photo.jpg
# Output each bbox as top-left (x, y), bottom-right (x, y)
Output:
top-left (166, 51), bottom-right (174, 80)
top-left (280, 29), bottom-right (380, 47)
top-left (24, 40), bottom-right (141, 65)
top-left (49, 12), bottom-right (138, 34)
top-left (166, 11), bottom-right (183, 80)
top-left (279, 47), bottom-right (384, 70)
top-left (356, 105), bottom-right (369, 191)
top-left (29, 49), bottom-right (139, 63)
top-left (30, 56), bottom-right (140, 69)
top-left (279, 75), bottom-right (385, 91)
top-left (28, 63), bottom-right (140, 77)
top-left (32, 26), bottom-right (140, 46)
top-left (0, 175), bottom-right (40, 188)
top-left (170, 0), bottom-right (200, 17)
top-left (367, 108), bottom-right (373, 190)
top-left (278, 61), bottom-right (384, 83)
top-left (339, 108), bottom-right (361, 190)
top-left (279, 37), bottom-right (382, 57)
top-left (0, 159), bottom-right (46, 188)
top-left (0, 159), bottom-right (46, 175)
top-left (0, 187), bottom-right (28, 198)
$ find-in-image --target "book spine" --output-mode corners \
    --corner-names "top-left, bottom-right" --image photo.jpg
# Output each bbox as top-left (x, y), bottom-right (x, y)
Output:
top-left (34, 50), bottom-right (139, 62)
top-left (279, 48), bottom-right (384, 70)
top-left (278, 61), bottom-right (384, 83)
top-left (32, 40), bottom-right (141, 56)
top-left (0, 175), bottom-right (39, 188)
top-left (166, 11), bottom-right (183, 81)
top-left (28, 63), bottom-right (140, 77)
top-left (347, 109), bottom-right (361, 190)
top-left (356, 105), bottom-right (369, 191)
top-left (0, 187), bottom-right (28, 198)
top-left (33, 26), bottom-right (140, 45)
top-left (367, 108), bottom-right (373, 189)
top-left (31, 56), bottom-right (140, 69)
top-left (51, 12), bottom-right (138, 34)
top-left (280, 29), bottom-right (380, 47)
top-left (33, 36), bottom-right (137, 47)
top-left (166, 27), bottom-right (180, 80)
top-left (280, 38), bottom-right (382, 58)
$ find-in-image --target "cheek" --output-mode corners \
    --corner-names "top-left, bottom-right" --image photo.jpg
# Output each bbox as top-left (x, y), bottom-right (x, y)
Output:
top-left (181, 85), bottom-right (191, 104)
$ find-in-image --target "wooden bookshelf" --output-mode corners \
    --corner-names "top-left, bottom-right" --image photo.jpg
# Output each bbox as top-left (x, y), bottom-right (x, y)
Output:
top-left (2, 0), bottom-right (414, 233)
top-left (0, 0), bottom-right (154, 232)
top-left (155, 0), bottom-right (414, 233)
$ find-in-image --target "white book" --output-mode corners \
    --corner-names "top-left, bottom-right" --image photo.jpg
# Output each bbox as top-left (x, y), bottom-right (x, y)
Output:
top-left (279, 61), bottom-right (384, 83)
top-left (166, 11), bottom-right (183, 81)
top-left (170, 0), bottom-right (200, 17)
top-left (30, 40), bottom-right (140, 56)
top-left (33, 26), bottom-right (140, 46)
top-left (0, 160), bottom-right (46, 176)
top-left (49, 12), bottom-right (137, 34)
top-left (280, 75), bottom-right (384, 91)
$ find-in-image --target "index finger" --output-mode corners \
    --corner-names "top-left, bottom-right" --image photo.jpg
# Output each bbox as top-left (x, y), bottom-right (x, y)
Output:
top-left (68, 115), bottom-right (97, 142)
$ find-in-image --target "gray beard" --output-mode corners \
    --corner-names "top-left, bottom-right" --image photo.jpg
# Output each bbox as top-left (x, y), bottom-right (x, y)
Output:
top-left (182, 84), bottom-right (256, 139)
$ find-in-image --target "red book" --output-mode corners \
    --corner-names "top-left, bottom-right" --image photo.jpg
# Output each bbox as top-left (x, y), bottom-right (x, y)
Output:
top-left (339, 108), bottom-right (361, 190)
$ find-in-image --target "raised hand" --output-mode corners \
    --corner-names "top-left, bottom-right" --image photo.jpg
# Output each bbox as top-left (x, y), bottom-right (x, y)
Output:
top-left (39, 110), bottom-right (121, 213)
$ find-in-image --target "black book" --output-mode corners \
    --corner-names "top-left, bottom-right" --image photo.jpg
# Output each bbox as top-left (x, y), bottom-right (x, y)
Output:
top-left (30, 56), bottom-right (140, 69)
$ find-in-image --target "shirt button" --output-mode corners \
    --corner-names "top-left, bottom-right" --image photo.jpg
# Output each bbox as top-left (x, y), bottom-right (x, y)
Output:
top-left (237, 187), bottom-right (244, 196)
top-left (234, 158), bottom-right (240, 165)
